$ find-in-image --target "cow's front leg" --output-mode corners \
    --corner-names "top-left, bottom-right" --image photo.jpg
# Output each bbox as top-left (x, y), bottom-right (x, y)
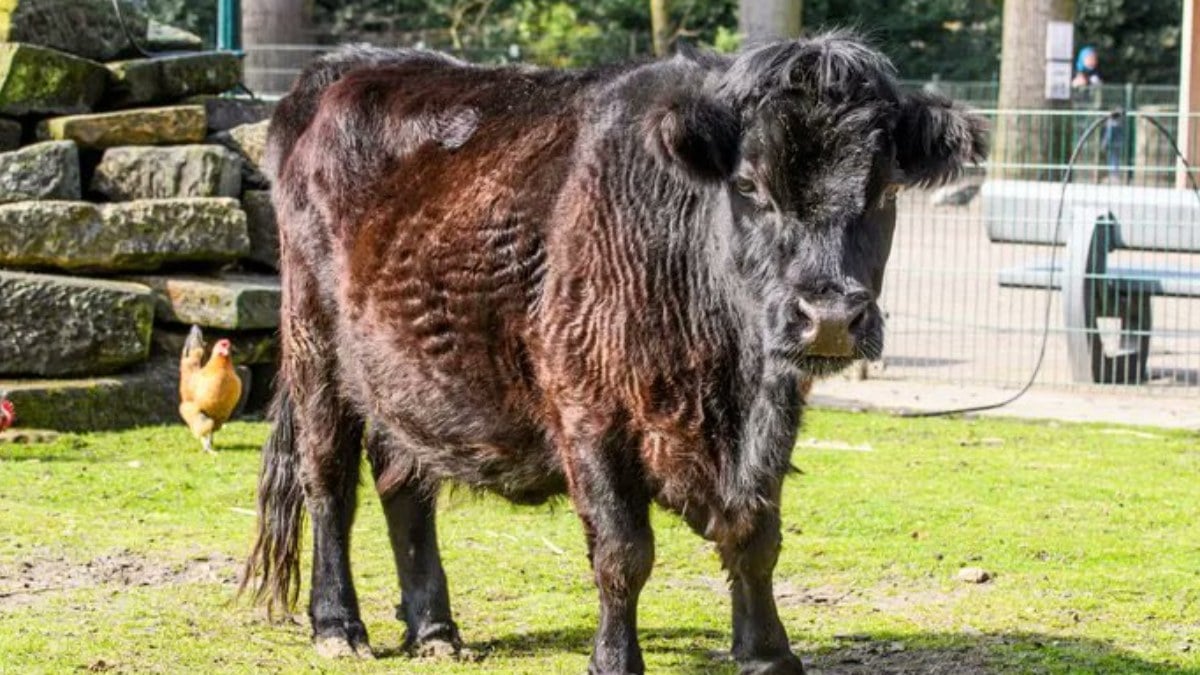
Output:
top-left (564, 431), bottom-right (654, 675)
top-left (719, 506), bottom-right (804, 675)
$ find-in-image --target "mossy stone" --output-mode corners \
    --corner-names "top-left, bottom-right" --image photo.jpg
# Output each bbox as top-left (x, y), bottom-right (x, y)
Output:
top-left (0, 43), bottom-right (106, 115)
top-left (0, 198), bottom-right (249, 272)
top-left (37, 105), bottom-right (207, 149)
top-left (0, 271), bottom-right (153, 377)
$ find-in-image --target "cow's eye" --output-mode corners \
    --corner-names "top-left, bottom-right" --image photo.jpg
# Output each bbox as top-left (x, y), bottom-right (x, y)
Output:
top-left (733, 176), bottom-right (757, 196)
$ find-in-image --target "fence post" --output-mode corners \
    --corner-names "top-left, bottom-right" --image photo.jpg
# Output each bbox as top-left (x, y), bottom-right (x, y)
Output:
top-left (217, 0), bottom-right (242, 53)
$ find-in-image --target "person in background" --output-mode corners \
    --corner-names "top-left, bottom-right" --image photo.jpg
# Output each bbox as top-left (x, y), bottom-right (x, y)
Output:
top-left (1073, 46), bottom-right (1102, 87)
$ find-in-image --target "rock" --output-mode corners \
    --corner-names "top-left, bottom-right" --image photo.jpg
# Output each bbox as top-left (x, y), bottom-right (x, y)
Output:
top-left (931, 180), bottom-right (982, 207)
top-left (956, 566), bottom-right (992, 584)
top-left (0, 271), bottom-right (153, 377)
top-left (0, 141), bottom-right (80, 203)
top-left (0, 0), bottom-right (147, 62)
top-left (0, 198), bottom-right (249, 272)
top-left (125, 273), bottom-right (281, 330)
top-left (36, 105), bottom-right (207, 149)
top-left (145, 20), bottom-right (204, 52)
top-left (242, 189), bottom-right (278, 269)
top-left (91, 144), bottom-right (241, 200)
top-left (0, 118), bottom-right (21, 150)
top-left (152, 327), bottom-right (278, 366)
top-left (187, 95), bottom-right (274, 132)
top-left (211, 119), bottom-right (269, 185)
top-left (106, 52), bottom-right (241, 107)
top-left (0, 358), bottom-right (180, 432)
top-left (0, 43), bottom-right (107, 115)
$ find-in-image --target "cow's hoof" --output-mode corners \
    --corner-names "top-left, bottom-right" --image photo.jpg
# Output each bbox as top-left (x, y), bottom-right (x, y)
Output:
top-left (738, 652), bottom-right (805, 675)
top-left (315, 635), bottom-right (374, 659)
top-left (314, 621), bottom-right (374, 660)
top-left (415, 637), bottom-right (460, 659)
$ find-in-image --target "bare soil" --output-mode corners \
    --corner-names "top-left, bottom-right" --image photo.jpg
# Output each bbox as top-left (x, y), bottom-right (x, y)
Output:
top-left (0, 550), bottom-right (238, 609)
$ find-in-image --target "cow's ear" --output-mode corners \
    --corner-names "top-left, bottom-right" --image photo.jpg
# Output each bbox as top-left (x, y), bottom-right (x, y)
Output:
top-left (644, 92), bottom-right (741, 184)
top-left (895, 91), bottom-right (988, 187)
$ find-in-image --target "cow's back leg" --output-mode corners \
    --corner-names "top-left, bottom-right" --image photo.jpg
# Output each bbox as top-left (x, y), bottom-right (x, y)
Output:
top-left (560, 422), bottom-right (654, 675)
top-left (283, 261), bottom-right (371, 659)
top-left (712, 506), bottom-right (804, 675)
top-left (366, 426), bottom-right (461, 656)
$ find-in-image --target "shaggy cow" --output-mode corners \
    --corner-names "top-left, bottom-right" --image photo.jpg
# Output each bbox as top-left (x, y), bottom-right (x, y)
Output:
top-left (243, 32), bottom-right (986, 675)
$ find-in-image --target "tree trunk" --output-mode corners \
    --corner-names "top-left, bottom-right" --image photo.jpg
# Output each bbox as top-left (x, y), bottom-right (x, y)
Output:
top-left (650, 0), bottom-right (670, 57)
top-left (739, 0), bottom-right (802, 47)
top-left (994, 0), bottom-right (1077, 180)
top-left (242, 0), bottom-right (313, 96)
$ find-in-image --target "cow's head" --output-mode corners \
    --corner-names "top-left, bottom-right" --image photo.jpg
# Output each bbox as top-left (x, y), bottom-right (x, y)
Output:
top-left (646, 33), bottom-right (987, 375)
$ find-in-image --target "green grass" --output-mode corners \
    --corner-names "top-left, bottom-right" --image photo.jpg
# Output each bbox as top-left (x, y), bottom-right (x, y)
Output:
top-left (1, 411), bottom-right (1198, 674)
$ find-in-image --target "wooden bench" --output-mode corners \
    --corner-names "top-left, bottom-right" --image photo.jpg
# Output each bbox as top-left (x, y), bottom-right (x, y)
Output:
top-left (982, 179), bottom-right (1200, 384)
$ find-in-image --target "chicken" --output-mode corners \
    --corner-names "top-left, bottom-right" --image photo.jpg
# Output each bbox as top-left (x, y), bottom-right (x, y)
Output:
top-left (0, 398), bottom-right (14, 433)
top-left (179, 325), bottom-right (243, 453)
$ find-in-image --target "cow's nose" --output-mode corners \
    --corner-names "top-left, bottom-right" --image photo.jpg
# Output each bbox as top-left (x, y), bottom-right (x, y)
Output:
top-left (797, 296), bottom-right (867, 357)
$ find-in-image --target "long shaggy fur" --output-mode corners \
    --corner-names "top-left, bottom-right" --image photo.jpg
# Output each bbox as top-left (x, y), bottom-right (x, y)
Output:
top-left (238, 389), bottom-right (304, 615)
top-left (242, 32), bottom-right (989, 664)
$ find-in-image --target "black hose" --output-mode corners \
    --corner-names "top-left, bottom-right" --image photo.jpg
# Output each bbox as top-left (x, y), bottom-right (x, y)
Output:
top-left (901, 109), bottom-right (1200, 418)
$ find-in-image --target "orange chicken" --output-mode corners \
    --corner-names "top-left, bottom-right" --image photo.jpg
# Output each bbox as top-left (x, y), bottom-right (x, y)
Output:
top-left (179, 325), bottom-right (243, 453)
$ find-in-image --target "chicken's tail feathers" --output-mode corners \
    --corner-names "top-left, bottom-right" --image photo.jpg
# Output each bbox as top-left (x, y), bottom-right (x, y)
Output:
top-left (238, 388), bottom-right (303, 617)
top-left (183, 325), bottom-right (206, 359)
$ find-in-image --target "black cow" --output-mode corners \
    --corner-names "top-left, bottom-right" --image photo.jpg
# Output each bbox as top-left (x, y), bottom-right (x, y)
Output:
top-left (242, 32), bottom-right (986, 675)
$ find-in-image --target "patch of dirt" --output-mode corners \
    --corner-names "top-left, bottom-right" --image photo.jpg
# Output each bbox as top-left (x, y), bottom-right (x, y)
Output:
top-left (774, 581), bottom-right (852, 607)
top-left (868, 586), bottom-right (973, 614)
top-left (0, 550), bottom-right (239, 609)
top-left (806, 641), bottom-right (993, 674)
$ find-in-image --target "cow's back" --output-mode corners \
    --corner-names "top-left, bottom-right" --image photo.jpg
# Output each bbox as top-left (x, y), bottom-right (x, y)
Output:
top-left (274, 51), bottom-right (623, 499)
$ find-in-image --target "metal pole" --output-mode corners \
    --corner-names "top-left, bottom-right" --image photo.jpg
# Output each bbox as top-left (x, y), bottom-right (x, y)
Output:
top-left (1178, 0), bottom-right (1198, 188)
top-left (217, 0), bottom-right (241, 53)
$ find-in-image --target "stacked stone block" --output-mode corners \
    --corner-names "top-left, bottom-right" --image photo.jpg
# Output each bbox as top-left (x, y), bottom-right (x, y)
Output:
top-left (0, 1), bottom-right (279, 431)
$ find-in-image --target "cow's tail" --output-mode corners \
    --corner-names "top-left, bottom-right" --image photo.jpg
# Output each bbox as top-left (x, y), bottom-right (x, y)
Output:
top-left (238, 388), bottom-right (304, 617)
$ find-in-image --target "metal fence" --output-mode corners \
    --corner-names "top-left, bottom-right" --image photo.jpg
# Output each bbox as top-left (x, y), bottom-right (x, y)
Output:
top-left (900, 79), bottom-right (1181, 112)
top-left (878, 110), bottom-right (1200, 394)
top-left (239, 44), bottom-right (1200, 394)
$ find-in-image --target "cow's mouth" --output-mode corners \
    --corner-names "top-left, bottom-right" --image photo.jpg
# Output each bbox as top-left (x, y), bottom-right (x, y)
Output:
top-left (782, 334), bottom-right (883, 376)
top-left (795, 355), bottom-right (859, 377)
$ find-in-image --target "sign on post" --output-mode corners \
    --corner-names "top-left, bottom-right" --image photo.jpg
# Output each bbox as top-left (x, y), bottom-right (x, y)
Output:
top-left (1045, 20), bottom-right (1074, 101)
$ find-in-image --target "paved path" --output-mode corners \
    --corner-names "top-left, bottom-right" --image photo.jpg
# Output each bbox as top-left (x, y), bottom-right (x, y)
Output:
top-left (811, 378), bottom-right (1200, 430)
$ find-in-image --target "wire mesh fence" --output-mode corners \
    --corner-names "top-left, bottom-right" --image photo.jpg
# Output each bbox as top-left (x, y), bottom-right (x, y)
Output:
top-left (238, 42), bottom-right (1199, 394)
top-left (877, 110), bottom-right (1200, 394)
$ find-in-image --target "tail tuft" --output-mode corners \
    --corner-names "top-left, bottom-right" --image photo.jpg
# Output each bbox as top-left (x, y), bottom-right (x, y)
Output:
top-left (239, 389), bottom-right (305, 616)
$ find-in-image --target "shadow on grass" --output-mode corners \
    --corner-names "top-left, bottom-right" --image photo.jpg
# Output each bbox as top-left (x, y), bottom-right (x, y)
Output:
top-left (211, 442), bottom-right (263, 453)
top-left (802, 631), bottom-right (1199, 675)
top-left (0, 443), bottom-right (95, 463)
top-left (370, 627), bottom-right (1198, 674)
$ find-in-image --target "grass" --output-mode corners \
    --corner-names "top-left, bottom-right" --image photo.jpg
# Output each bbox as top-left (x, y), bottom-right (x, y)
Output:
top-left (1, 410), bottom-right (1198, 674)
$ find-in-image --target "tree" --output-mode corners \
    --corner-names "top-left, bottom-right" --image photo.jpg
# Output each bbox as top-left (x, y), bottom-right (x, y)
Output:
top-left (1076, 0), bottom-right (1182, 83)
top-left (242, 0), bottom-right (314, 94)
top-left (739, 0), bottom-right (801, 45)
top-left (650, 0), bottom-right (670, 55)
top-left (993, 0), bottom-right (1077, 180)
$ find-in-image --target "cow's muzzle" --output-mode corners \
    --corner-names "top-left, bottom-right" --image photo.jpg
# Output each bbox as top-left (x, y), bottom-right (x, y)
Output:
top-left (796, 294), bottom-right (871, 358)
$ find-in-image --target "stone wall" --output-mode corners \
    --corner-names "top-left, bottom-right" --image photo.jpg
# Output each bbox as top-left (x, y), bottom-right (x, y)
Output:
top-left (0, 2), bottom-right (280, 432)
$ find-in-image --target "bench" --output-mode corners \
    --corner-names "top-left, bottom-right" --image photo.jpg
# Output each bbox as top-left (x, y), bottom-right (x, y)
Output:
top-left (982, 179), bottom-right (1200, 384)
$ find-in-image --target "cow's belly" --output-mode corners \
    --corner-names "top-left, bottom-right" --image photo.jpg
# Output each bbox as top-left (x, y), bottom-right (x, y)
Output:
top-left (337, 307), bottom-right (563, 503)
